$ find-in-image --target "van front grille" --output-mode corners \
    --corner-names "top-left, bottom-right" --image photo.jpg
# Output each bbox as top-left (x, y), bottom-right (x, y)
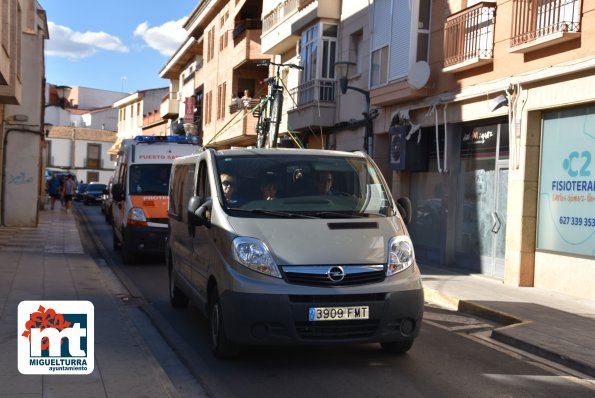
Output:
top-left (295, 320), bottom-right (379, 340)
top-left (282, 265), bottom-right (385, 287)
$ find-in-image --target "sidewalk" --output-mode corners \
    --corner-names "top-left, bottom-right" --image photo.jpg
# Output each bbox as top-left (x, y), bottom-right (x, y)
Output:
top-left (421, 263), bottom-right (595, 378)
top-left (0, 208), bottom-right (181, 397)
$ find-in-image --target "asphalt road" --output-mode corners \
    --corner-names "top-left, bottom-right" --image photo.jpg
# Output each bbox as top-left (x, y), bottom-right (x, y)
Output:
top-left (77, 202), bottom-right (595, 398)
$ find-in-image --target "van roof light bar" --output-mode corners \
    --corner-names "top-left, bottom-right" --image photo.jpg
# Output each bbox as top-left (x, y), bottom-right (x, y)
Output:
top-left (133, 135), bottom-right (201, 145)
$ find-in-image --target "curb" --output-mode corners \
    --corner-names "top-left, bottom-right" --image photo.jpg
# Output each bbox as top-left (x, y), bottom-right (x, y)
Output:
top-left (424, 287), bottom-right (595, 378)
top-left (490, 328), bottom-right (595, 378)
top-left (424, 287), bottom-right (522, 325)
top-left (72, 205), bottom-right (183, 397)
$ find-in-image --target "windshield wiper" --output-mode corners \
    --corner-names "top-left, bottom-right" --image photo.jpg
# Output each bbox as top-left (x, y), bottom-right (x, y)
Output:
top-left (228, 208), bottom-right (317, 219)
top-left (313, 211), bottom-right (368, 219)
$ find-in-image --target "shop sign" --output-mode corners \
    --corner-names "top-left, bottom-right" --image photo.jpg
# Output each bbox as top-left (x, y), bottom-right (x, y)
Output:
top-left (537, 106), bottom-right (595, 257)
top-left (184, 97), bottom-right (195, 123)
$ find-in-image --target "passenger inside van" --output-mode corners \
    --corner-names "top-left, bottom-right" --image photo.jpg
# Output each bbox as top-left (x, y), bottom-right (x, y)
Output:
top-left (220, 173), bottom-right (240, 204)
top-left (259, 177), bottom-right (278, 201)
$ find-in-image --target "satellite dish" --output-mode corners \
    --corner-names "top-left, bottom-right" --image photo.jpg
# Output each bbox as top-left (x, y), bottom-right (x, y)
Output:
top-left (407, 61), bottom-right (430, 90)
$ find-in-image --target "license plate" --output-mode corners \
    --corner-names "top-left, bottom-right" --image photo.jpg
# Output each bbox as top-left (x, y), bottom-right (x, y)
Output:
top-left (308, 306), bottom-right (369, 321)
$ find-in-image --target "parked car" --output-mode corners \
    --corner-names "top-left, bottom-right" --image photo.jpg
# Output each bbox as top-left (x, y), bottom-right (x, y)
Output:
top-left (75, 182), bottom-right (87, 201)
top-left (101, 178), bottom-right (114, 223)
top-left (83, 182), bottom-right (107, 205)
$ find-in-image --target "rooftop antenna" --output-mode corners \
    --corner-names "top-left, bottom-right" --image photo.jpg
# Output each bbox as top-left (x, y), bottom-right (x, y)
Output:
top-left (121, 76), bottom-right (127, 92)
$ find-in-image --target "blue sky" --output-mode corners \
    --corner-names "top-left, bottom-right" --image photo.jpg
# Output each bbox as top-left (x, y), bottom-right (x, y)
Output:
top-left (40, 1), bottom-right (195, 94)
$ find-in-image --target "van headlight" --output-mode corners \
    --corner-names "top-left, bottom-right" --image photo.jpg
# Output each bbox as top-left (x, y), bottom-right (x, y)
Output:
top-left (387, 236), bottom-right (415, 276)
top-left (232, 237), bottom-right (281, 278)
top-left (127, 207), bottom-right (147, 226)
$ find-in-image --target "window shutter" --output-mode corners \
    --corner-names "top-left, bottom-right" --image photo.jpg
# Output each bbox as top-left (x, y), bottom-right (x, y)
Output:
top-left (389, 1), bottom-right (412, 81)
top-left (371, 0), bottom-right (391, 50)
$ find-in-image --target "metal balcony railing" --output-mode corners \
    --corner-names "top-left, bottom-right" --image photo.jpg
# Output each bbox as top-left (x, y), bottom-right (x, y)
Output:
top-left (263, 0), bottom-right (300, 33)
top-left (443, 2), bottom-right (496, 69)
top-left (287, 79), bottom-right (336, 110)
top-left (511, 0), bottom-right (581, 47)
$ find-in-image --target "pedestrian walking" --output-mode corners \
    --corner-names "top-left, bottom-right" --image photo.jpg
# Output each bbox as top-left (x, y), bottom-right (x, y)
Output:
top-left (47, 174), bottom-right (61, 210)
top-left (63, 175), bottom-right (76, 213)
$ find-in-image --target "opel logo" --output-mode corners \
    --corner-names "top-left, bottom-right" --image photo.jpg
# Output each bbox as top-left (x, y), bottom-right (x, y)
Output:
top-left (327, 266), bottom-right (345, 282)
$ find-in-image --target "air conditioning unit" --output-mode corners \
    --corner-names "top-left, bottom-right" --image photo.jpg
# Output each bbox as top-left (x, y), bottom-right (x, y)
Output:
top-left (389, 125), bottom-right (428, 171)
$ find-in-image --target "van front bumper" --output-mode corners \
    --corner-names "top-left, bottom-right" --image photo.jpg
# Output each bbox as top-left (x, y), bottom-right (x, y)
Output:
top-left (219, 288), bottom-right (424, 346)
top-left (124, 225), bottom-right (167, 255)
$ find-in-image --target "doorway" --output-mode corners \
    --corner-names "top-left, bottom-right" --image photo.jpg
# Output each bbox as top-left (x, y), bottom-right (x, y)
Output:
top-left (454, 122), bottom-right (509, 278)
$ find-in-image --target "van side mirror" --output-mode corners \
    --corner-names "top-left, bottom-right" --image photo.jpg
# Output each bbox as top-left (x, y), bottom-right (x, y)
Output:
top-left (112, 183), bottom-right (123, 201)
top-left (396, 197), bottom-right (412, 225)
top-left (188, 196), bottom-right (212, 227)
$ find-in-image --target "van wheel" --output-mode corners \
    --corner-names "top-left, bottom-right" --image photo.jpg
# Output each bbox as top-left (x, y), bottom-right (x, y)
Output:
top-left (168, 258), bottom-right (188, 308)
top-left (209, 290), bottom-right (239, 358)
top-left (380, 339), bottom-right (414, 354)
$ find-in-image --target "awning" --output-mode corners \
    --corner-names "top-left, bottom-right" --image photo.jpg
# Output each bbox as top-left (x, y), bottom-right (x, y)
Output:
top-left (107, 138), bottom-right (123, 155)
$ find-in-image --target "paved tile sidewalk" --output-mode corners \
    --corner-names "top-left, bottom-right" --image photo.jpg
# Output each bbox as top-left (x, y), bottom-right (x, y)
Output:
top-left (0, 210), bottom-right (180, 397)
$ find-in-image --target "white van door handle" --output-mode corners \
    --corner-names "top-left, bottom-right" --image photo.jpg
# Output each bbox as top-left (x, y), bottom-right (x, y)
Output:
top-left (491, 212), bottom-right (501, 234)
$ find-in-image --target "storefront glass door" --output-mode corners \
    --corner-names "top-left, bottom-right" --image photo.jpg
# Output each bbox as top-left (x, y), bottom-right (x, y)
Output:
top-left (455, 122), bottom-right (509, 278)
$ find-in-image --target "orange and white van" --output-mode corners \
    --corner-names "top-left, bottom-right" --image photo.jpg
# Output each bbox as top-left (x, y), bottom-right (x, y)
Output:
top-left (111, 136), bottom-right (201, 264)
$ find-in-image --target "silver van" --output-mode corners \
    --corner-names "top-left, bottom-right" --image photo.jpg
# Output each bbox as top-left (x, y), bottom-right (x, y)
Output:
top-left (167, 148), bottom-right (424, 357)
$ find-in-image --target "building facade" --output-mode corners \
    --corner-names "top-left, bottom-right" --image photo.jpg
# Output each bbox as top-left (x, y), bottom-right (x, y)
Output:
top-left (46, 126), bottom-right (117, 184)
top-left (258, 0), bottom-right (595, 299)
top-left (160, 0), bottom-right (269, 147)
top-left (369, 0), bottom-right (594, 299)
top-left (0, 0), bottom-right (48, 226)
top-left (159, 0), bottom-right (594, 299)
top-left (45, 84), bottom-right (124, 184)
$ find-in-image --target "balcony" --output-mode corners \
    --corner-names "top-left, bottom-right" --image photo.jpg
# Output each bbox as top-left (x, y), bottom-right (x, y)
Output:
top-left (230, 22), bottom-right (266, 68)
top-left (261, 0), bottom-right (340, 54)
top-left (443, 2), bottom-right (496, 73)
top-left (286, 79), bottom-right (336, 131)
top-left (510, 0), bottom-right (581, 53)
top-left (160, 92), bottom-right (180, 120)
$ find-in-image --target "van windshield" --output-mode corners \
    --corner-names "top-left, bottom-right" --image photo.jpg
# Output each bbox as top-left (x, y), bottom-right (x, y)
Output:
top-left (128, 164), bottom-right (171, 195)
top-left (215, 153), bottom-right (394, 218)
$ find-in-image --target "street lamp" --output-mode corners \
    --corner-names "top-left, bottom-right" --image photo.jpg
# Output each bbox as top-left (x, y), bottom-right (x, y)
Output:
top-left (334, 61), bottom-right (374, 155)
top-left (55, 85), bottom-right (72, 109)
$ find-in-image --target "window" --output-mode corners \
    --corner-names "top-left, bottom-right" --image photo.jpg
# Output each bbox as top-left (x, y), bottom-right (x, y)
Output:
top-left (300, 23), bottom-right (338, 83)
top-left (205, 91), bottom-right (212, 124)
top-left (321, 24), bottom-right (337, 80)
top-left (207, 27), bottom-right (215, 61)
top-left (1, 0), bottom-right (8, 52)
top-left (86, 172), bottom-right (99, 183)
top-left (197, 160), bottom-right (210, 198)
top-left (370, 46), bottom-right (388, 87)
top-left (298, 23), bottom-right (338, 105)
top-left (300, 25), bottom-right (318, 83)
top-left (46, 141), bottom-right (52, 166)
top-left (371, 0), bottom-right (432, 85)
top-left (217, 83), bottom-right (226, 120)
top-left (219, 31), bottom-right (228, 51)
top-left (349, 30), bottom-right (363, 74)
top-left (417, 0), bottom-right (431, 62)
top-left (87, 144), bottom-right (101, 169)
